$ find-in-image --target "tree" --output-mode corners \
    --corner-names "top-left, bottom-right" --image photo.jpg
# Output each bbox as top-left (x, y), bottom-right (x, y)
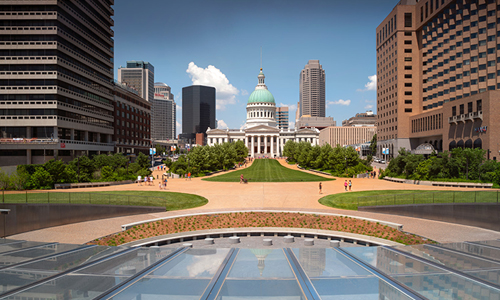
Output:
top-left (43, 159), bottom-right (66, 184)
top-left (10, 169), bottom-right (30, 190)
top-left (283, 140), bottom-right (297, 162)
top-left (28, 167), bottom-right (52, 189)
top-left (369, 134), bottom-right (377, 156)
top-left (0, 169), bottom-right (11, 190)
top-left (136, 152), bottom-right (151, 170)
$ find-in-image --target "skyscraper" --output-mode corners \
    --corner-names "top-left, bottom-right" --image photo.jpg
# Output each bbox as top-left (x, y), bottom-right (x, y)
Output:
top-left (153, 83), bottom-right (176, 140)
top-left (0, 0), bottom-right (115, 166)
top-left (300, 60), bottom-right (326, 117)
top-left (118, 61), bottom-right (154, 102)
top-left (276, 106), bottom-right (289, 130)
top-left (181, 85), bottom-right (216, 139)
top-left (377, 0), bottom-right (500, 160)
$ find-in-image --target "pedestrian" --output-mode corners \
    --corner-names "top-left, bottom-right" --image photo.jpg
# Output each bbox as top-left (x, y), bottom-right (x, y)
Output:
top-left (344, 180), bottom-right (348, 191)
top-left (159, 182), bottom-right (162, 190)
top-left (144, 176), bottom-right (147, 186)
top-left (164, 178), bottom-right (168, 188)
top-left (348, 180), bottom-right (352, 191)
top-left (188, 172), bottom-right (191, 180)
top-left (319, 182), bottom-right (322, 194)
top-left (137, 175), bottom-right (142, 186)
top-left (240, 174), bottom-right (244, 184)
top-left (150, 176), bottom-right (154, 185)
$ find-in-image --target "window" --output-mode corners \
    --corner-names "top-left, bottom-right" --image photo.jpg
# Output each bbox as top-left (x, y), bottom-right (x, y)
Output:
top-left (405, 100), bottom-right (412, 104)
top-left (405, 91), bottom-right (412, 95)
top-left (404, 49), bottom-right (412, 53)
top-left (405, 13), bottom-right (412, 27)
top-left (405, 83), bottom-right (412, 87)
top-left (468, 102), bottom-right (473, 113)
top-left (477, 99), bottom-right (482, 111)
top-left (404, 40), bottom-right (412, 44)
top-left (404, 74), bottom-right (412, 78)
top-left (404, 31), bottom-right (412, 36)
top-left (405, 108), bottom-right (412, 113)
top-left (404, 65), bottom-right (412, 70)
top-left (404, 57), bottom-right (412, 61)
top-left (452, 106), bottom-right (456, 116)
top-left (459, 104), bottom-right (464, 115)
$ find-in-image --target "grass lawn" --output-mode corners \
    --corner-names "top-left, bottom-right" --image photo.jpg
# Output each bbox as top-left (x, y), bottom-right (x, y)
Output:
top-left (203, 159), bottom-right (335, 182)
top-left (319, 190), bottom-right (500, 210)
top-left (1, 190), bottom-right (208, 211)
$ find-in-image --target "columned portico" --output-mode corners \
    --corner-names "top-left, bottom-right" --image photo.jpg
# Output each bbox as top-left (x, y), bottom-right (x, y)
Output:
top-left (206, 67), bottom-right (319, 158)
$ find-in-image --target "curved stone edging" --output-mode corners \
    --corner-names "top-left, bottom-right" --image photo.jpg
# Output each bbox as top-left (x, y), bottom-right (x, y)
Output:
top-left (121, 209), bottom-right (403, 231)
top-left (122, 227), bottom-right (403, 248)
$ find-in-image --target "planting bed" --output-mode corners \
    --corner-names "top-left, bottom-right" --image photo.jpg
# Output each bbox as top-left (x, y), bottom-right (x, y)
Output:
top-left (90, 212), bottom-right (433, 247)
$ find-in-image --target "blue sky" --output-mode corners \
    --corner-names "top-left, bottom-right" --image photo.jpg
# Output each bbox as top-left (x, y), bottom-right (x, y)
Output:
top-left (113, 0), bottom-right (398, 134)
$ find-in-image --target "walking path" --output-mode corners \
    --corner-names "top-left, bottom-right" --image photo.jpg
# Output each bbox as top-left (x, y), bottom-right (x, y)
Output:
top-left (10, 158), bottom-right (500, 244)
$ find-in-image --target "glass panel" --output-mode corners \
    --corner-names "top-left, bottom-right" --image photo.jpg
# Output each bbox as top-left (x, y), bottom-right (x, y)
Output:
top-left (394, 273), bottom-right (500, 300)
top-left (343, 246), bottom-right (442, 275)
top-left (110, 248), bottom-right (229, 299)
top-left (76, 247), bottom-right (177, 276)
top-left (0, 245), bottom-right (115, 294)
top-left (292, 248), bottom-right (372, 278)
top-left (476, 240), bottom-right (500, 249)
top-left (394, 244), bottom-right (500, 271)
top-left (9, 274), bottom-right (129, 299)
top-left (442, 242), bottom-right (500, 261)
top-left (148, 248), bottom-right (229, 278)
top-left (311, 277), bottom-right (414, 300)
top-left (110, 278), bottom-right (211, 300)
top-left (0, 242), bottom-right (84, 267)
top-left (0, 239), bottom-right (23, 245)
top-left (216, 279), bottom-right (306, 300)
top-left (227, 248), bottom-right (294, 278)
top-left (0, 241), bottom-right (49, 254)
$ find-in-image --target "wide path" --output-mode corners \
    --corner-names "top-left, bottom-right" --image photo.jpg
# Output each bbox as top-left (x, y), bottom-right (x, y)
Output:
top-left (10, 159), bottom-right (500, 244)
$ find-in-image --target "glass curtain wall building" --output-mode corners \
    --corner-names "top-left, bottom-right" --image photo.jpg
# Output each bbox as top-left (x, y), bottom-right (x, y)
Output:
top-left (0, 0), bottom-right (115, 166)
top-left (1, 239), bottom-right (500, 299)
top-left (181, 85), bottom-right (216, 140)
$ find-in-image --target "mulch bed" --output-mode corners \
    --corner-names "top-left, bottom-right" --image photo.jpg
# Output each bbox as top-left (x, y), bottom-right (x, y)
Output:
top-left (89, 212), bottom-right (433, 246)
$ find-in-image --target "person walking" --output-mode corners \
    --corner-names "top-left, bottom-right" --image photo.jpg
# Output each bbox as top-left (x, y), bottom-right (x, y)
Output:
top-left (319, 182), bottom-right (322, 194)
top-left (344, 180), bottom-right (348, 191)
top-left (164, 178), bottom-right (168, 188)
top-left (240, 174), bottom-right (244, 184)
top-left (188, 172), bottom-right (191, 181)
top-left (348, 180), bottom-right (352, 191)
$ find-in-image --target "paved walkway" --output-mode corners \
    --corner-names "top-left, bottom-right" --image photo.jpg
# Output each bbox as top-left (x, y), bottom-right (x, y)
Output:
top-left (10, 159), bottom-right (500, 244)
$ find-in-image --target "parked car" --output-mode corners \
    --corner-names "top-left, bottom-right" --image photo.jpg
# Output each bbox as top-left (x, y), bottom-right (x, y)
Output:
top-left (374, 158), bottom-right (380, 163)
top-left (380, 160), bottom-right (386, 164)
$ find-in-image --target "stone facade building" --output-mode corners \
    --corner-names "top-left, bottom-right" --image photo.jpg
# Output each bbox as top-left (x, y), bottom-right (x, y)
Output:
top-left (207, 68), bottom-right (319, 158)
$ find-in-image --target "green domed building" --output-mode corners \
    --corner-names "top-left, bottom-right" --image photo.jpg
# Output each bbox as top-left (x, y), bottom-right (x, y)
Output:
top-left (206, 68), bottom-right (320, 158)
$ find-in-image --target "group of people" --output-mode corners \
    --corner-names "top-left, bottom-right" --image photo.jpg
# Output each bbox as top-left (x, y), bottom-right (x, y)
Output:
top-left (158, 178), bottom-right (168, 189)
top-left (366, 170), bottom-right (378, 179)
top-left (137, 175), bottom-right (155, 186)
top-left (344, 180), bottom-right (352, 191)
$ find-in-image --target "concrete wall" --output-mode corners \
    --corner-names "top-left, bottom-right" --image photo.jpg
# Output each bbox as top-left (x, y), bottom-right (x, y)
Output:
top-left (359, 203), bottom-right (500, 231)
top-left (0, 203), bottom-right (165, 237)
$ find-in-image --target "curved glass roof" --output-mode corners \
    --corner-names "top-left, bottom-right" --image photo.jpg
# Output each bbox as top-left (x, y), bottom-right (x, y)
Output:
top-left (1, 239), bottom-right (500, 299)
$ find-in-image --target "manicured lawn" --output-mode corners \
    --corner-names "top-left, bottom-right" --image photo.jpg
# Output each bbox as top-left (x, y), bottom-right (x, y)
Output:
top-left (319, 190), bottom-right (500, 210)
top-left (1, 190), bottom-right (208, 211)
top-left (203, 159), bottom-right (335, 182)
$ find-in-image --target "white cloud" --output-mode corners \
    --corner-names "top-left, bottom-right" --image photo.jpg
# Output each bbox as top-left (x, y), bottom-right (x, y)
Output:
top-left (327, 99), bottom-right (351, 107)
top-left (217, 119), bottom-right (228, 129)
top-left (357, 75), bottom-right (377, 91)
top-left (186, 62), bottom-right (239, 110)
top-left (176, 104), bottom-right (182, 110)
top-left (364, 99), bottom-right (374, 103)
top-left (364, 104), bottom-right (374, 110)
top-left (241, 89), bottom-right (249, 96)
top-left (289, 121), bottom-right (295, 129)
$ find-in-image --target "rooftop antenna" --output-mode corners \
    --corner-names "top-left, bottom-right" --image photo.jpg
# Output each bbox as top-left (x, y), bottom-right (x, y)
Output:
top-left (260, 47), bottom-right (262, 70)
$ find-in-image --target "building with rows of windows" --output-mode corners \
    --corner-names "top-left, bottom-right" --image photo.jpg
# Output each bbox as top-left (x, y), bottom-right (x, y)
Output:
top-left (206, 68), bottom-right (319, 158)
top-left (377, 0), bottom-right (500, 160)
top-left (0, 0), bottom-right (115, 167)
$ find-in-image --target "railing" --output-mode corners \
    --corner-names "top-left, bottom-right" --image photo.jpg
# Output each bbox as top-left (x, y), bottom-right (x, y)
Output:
top-left (0, 138), bottom-right (57, 144)
top-left (357, 191), bottom-right (500, 208)
top-left (1, 191), bottom-right (166, 208)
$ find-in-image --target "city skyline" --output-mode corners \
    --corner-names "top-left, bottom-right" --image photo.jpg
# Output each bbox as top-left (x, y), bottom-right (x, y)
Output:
top-left (113, 0), bottom-right (398, 133)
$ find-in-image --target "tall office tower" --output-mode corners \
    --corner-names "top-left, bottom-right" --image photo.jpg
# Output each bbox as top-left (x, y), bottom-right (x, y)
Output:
top-left (0, 0), bottom-right (115, 167)
top-left (181, 85), bottom-right (216, 140)
top-left (276, 106), bottom-right (289, 130)
top-left (377, 0), bottom-right (500, 160)
top-left (299, 60), bottom-right (326, 117)
top-left (152, 82), bottom-right (176, 141)
top-left (118, 61), bottom-right (154, 102)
